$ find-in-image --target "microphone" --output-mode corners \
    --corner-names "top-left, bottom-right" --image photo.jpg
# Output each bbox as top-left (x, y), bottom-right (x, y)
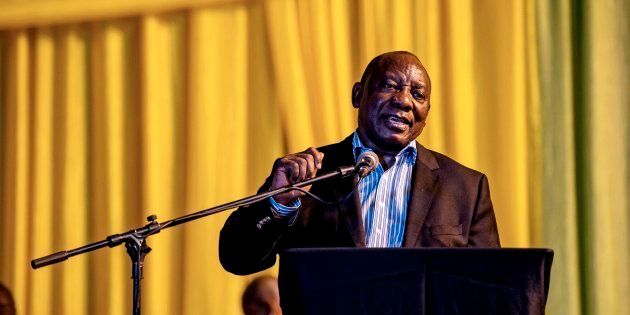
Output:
top-left (356, 151), bottom-right (379, 178)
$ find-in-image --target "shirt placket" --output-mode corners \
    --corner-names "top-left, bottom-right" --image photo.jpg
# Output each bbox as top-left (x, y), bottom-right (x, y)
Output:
top-left (376, 170), bottom-right (391, 247)
top-left (372, 153), bottom-right (406, 247)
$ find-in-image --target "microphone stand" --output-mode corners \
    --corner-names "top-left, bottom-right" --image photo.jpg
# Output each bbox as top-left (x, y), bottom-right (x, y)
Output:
top-left (31, 165), bottom-right (358, 315)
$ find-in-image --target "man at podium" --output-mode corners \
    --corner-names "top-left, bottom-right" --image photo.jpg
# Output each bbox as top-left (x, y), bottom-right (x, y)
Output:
top-left (219, 51), bottom-right (500, 275)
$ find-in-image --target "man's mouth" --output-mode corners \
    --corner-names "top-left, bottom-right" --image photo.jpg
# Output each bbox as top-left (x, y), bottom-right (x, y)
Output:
top-left (383, 115), bottom-right (411, 131)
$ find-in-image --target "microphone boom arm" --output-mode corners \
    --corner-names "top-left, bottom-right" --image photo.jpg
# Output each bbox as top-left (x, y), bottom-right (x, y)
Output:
top-left (30, 164), bottom-right (358, 315)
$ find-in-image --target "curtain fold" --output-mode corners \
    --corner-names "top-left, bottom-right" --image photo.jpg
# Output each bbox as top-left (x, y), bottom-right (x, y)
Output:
top-left (55, 25), bottom-right (89, 315)
top-left (2, 30), bottom-right (32, 315)
top-left (183, 6), bottom-right (250, 315)
top-left (573, 0), bottom-right (630, 314)
top-left (89, 20), bottom-right (139, 315)
top-left (536, 1), bottom-right (581, 314)
top-left (1, 0), bottom-right (628, 314)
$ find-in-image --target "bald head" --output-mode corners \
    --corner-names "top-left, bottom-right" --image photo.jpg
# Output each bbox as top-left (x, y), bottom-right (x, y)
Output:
top-left (358, 51), bottom-right (431, 96)
top-left (242, 275), bottom-right (282, 315)
top-left (0, 284), bottom-right (15, 315)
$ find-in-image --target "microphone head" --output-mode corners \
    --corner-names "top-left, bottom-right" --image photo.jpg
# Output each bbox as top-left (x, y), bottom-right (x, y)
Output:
top-left (356, 151), bottom-right (379, 178)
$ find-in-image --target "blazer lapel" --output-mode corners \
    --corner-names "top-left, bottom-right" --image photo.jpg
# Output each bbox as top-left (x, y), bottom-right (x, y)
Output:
top-left (335, 175), bottom-right (366, 248)
top-left (328, 134), bottom-right (366, 248)
top-left (402, 143), bottom-right (440, 248)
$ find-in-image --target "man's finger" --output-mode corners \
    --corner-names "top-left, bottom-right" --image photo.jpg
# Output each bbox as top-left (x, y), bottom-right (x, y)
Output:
top-left (296, 153), bottom-right (316, 178)
top-left (281, 158), bottom-right (300, 183)
top-left (305, 147), bottom-right (324, 169)
top-left (317, 151), bottom-right (324, 168)
top-left (286, 156), bottom-right (308, 183)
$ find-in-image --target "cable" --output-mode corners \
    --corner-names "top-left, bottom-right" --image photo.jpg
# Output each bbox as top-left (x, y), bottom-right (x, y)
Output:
top-left (288, 177), bottom-right (361, 206)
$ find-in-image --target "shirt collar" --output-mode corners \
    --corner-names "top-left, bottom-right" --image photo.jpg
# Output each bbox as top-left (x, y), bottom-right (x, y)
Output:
top-left (351, 131), bottom-right (417, 163)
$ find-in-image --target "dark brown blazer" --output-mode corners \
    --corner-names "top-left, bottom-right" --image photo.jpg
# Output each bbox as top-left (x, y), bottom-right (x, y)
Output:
top-left (219, 134), bottom-right (500, 275)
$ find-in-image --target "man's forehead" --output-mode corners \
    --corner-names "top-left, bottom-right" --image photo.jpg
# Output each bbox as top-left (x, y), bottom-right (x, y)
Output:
top-left (379, 53), bottom-right (422, 67)
top-left (374, 55), bottom-right (429, 82)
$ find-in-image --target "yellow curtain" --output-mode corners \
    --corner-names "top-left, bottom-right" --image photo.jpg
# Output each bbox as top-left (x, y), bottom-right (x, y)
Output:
top-left (3, 0), bottom-right (626, 314)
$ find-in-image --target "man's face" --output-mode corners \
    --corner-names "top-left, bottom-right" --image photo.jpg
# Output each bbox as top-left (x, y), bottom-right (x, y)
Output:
top-left (353, 53), bottom-right (431, 152)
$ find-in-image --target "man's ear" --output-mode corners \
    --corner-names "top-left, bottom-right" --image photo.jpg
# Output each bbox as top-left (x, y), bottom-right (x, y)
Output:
top-left (352, 82), bottom-right (362, 108)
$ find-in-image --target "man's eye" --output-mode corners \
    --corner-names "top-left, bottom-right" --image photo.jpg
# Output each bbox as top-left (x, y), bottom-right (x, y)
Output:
top-left (384, 82), bottom-right (396, 89)
top-left (412, 91), bottom-right (426, 100)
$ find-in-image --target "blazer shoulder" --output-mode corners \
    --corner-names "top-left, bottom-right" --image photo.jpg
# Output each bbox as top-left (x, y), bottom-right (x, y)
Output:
top-left (317, 141), bottom-right (346, 155)
top-left (428, 149), bottom-right (486, 180)
top-left (315, 134), bottom-right (355, 171)
top-left (316, 134), bottom-right (353, 154)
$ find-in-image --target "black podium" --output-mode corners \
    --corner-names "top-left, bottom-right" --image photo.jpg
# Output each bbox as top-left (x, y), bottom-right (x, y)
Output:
top-left (279, 248), bottom-right (553, 315)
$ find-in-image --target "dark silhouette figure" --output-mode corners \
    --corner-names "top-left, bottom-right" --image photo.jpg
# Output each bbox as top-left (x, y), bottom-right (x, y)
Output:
top-left (242, 275), bottom-right (282, 315)
top-left (0, 283), bottom-right (15, 315)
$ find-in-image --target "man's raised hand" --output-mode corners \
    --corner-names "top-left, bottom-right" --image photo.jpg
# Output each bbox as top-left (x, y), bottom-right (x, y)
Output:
top-left (269, 147), bottom-right (324, 206)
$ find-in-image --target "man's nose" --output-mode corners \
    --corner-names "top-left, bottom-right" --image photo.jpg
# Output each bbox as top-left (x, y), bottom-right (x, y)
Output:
top-left (391, 88), bottom-right (413, 110)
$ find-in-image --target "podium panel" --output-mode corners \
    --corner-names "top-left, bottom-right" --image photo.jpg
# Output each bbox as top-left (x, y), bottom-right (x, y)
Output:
top-left (279, 248), bottom-right (553, 315)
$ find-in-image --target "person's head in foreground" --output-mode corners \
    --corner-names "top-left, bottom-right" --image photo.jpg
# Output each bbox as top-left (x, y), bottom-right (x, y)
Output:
top-left (242, 275), bottom-right (282, 315)
top-left (0, 284), bottom-right (15, 315)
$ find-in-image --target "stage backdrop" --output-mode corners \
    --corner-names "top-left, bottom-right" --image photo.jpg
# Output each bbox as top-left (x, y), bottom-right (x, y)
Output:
top-left (0, 0), bottom-right (628, 314)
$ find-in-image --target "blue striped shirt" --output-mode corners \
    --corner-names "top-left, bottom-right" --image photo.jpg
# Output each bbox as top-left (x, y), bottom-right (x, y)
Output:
top-left (270, 132), bottom-right (417, 247)
top-left (352, 132), bottom-right (417, 247)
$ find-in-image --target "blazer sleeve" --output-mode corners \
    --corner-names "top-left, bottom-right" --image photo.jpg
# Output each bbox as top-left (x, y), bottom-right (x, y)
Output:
top-left (468, 174), bottom-right (501, 247)
top-left (218, 171), bottom-right (295, 275)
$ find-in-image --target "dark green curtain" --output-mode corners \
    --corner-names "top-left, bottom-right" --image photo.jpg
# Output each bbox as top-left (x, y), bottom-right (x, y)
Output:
top-left (537, 0), bottom-right (630, 314)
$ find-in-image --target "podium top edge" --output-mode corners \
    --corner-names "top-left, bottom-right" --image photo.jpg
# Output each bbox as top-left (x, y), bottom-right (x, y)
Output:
top-left (281, 247), bottom-right (554, 254)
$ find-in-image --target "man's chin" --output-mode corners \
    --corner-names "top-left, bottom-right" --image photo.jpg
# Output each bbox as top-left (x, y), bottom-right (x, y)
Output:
top-left (362, 127), bottom-right (414, 152)
top-left (374, 134), bottom-right (412, 152)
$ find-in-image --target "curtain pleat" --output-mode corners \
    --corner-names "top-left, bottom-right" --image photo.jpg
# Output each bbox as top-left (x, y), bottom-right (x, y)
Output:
top-left (56, 25), bottom-right (89, 315)
top-left (536, 1), bottom-right (582, 314)
top-left (2, 30), bottom-right (33, 315)
top-left (183, 6), bottom-right (250, 315)
top-left (576, 0), bottom-right (630, 314)
top-left (30, 28), bottom-right (55, 315)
